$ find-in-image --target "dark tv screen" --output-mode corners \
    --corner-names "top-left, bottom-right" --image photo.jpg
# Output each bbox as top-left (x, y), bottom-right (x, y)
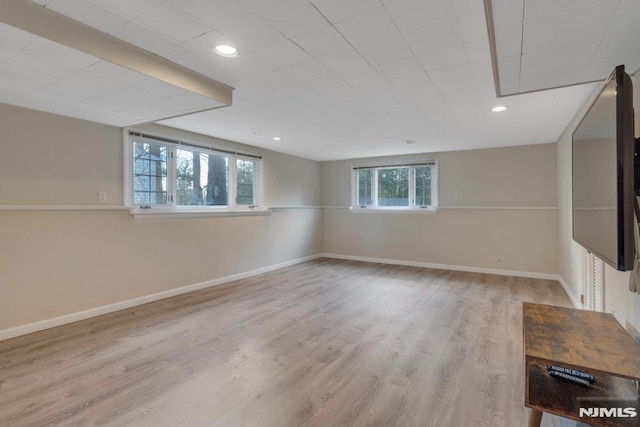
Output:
top-left (572, 65), bottom-right (635, 271)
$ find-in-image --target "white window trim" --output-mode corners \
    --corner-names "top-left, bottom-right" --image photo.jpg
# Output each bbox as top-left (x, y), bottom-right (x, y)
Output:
top-left (124, 128), bottom-right (265, 217)
top-left (351, 159), bottom-right (438, 213)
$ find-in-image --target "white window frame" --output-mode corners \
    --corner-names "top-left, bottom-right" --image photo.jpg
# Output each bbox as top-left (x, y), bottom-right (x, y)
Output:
top-left (351, 160), bottom-right (438, 212)
top-left (124, 129), bottom-right (264, 216)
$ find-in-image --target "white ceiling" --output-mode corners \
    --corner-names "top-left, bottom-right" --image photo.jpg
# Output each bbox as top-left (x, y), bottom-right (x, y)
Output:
top-left (490, 0), bottom-right (640, 95)
top-left (1, 1), bottom-right (635, 160)
top-left (0, 21), bottom-right (226, 127)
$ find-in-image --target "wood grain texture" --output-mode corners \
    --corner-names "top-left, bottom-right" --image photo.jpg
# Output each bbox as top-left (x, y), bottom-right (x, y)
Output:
top-left (0, 258), bottom-right (572, 426)
top-left (523, 303), bottom-right (640, 427)
top-left (523, 303), bottom-right (640, 379)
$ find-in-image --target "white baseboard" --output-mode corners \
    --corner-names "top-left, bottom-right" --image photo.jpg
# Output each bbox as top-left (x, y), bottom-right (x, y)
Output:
top-left (0, 254), bottom-right (324, 342)
top-left (320, 253), bottom-right (559, 280)
top-left (320, 253), bottom-right (583, 306)
top-left (557, 276), bottom-right (582, 309)
top-left (1, 253), bottom-right (579, 342)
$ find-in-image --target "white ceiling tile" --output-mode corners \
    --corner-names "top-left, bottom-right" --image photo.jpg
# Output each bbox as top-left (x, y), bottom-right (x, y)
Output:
top-left (45, 0), bottom-right (129, 34)
top-left (497, 77), bottom-right (520, 95)
top-left (356, 36), bottom-right (414, 66)
top-left (457, 12), bottom-right (487, 43)
top-left (606, 0), bottom-right (640, 38)
top-left (496, 55), bottom-right (520, 78)
top-left (171, 0), bottom-right (252, 28)
top-left (310, 0), bottom-right (380, 23)
top-left (428, 63), bottom-right (479, 99)
top-left (375, 56), bottom-right (425, 80)
top-left (401, 18), bottom-right (463, 54)
top-left (293, 26), bottom-right (353, 58)
top-left (109, 21), bottom-right (178, 54)
top-left (490, 0), bottom-right (524, 30)
top-left (307, 75), bottom-right (350, 93)
top-left (524, 0), bottom-right (619, 23)
top-left (5, 38), bottom-right (99, 79)
top-left (339, 68), bottom-right (391, 94)
top-left (134, 78), bottom-right (186, 97)
top-left (148, 91), bottom-right (218, 110)
top-left (3, 0), bottom-right (633, 161)
top-left (0, 63), bottom-right (58, 89)
top-left (386, 0), bottom-right (456, 33)
top-left (522, 2), bottom-right (619, 53)
top-left (0, 23), bottom-right (38, 56)
top-left (258, 0), bottom-right (329, 38)
top-left (334, 8), bottom-right (400, 48)
top-left (239, 0), bottom-right (281, 13)
top-left (452, 0), bottom-right (484, 17)
top-left (254, 69), bottom-right (302, 89)
top-left (161, 45), bottom-right (242, 85)
top-left (393, 75), bottom-right (439, 98)
top-left (317, 53), bottom-right (370, 74)
top-left (464, 38), bottom-right (491, 64)
top-left (283, 60), bottom-right (333, 82)
top-left (494, 26), bottom-right (523, 58)
top-left (211, 12), bottom-right (286, 52)
top-left (521, 42), bottom-right (599, 76)
top-left (97, 0), bottom-right (166, 18)
top-left (82, 61), bottom-right (148, 85)
top-left (135, 2), bottom-right (210, 42)
top-left (225, 51), bottom-right (279, 77)
top-left (255, 40), bottom-right (311, 68)
top-left (278, 83), bottom-right (320, 99)
top-left (234, 78), bottom-right (272, 94)
top-left (518, 67), bottom-right (584, 92)
top-left (588, 33), bottom-right (640, 66)
top-left (416, 45), bottom-right (469, 70)
top-left (11, 91), bottom-right (74, 110)
top-left (37, 75), bottom-right (124, 102)
top-left (0, 75), bottom-right (35, 101)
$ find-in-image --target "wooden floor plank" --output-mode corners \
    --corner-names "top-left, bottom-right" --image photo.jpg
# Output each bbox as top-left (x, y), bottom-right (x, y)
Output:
top-left (0, 259), bottom-right (571, 426)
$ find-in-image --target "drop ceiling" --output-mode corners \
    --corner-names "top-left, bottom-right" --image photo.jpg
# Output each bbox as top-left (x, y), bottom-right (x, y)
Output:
top-left (488, 0), bottom-right (640, 95)
top-left (0, 0), bottom-right (637, 161)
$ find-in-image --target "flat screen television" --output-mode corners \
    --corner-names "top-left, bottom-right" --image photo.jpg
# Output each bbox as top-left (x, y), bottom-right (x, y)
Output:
top-left (572, 65), bottom-right (636, 271)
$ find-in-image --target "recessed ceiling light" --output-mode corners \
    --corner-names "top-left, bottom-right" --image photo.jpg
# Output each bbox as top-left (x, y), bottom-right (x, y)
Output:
top-left (214, 45), bottom-right (238, 58)
top-left (272, 136), bottom-right (282, 141)
top-left (491, 105), bottom-right (508, 112)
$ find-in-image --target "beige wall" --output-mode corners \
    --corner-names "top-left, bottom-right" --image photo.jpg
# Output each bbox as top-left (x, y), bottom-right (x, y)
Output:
top-left (321, 144), bottom-right (557, 207)
top-left (321, 144), bottom-right (559, 275)
top-left (0, 105), bottom-right (322, 331)
top-left (557, 75), bottom-right (640, 335)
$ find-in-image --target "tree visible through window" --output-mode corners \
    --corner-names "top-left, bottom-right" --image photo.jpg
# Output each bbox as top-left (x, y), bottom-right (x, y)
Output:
top-left (133, 140), bottom-right (169, 206)
top-left (176, 148), bottom-right (228, 206)
top-left (353, 161), bottom-right (437, 209)
top-left (129, 133), bottom-right (261, 210)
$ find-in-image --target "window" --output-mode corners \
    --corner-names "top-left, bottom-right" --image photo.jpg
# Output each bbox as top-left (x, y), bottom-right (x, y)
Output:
top-left (127, 131), bottom-right (261, 210)
top-left (352, 160), bottom-right (437, 210)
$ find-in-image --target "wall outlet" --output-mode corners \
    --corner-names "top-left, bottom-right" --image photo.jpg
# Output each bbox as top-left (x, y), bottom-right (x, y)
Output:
top-left (98, 191), bottom-right (107, 203)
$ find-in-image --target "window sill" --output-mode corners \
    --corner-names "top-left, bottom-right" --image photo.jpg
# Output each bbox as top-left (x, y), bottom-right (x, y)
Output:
top-left (349, 207), bottom-right (438, 214)
top-left (128, 208), bottom-right (272, 220)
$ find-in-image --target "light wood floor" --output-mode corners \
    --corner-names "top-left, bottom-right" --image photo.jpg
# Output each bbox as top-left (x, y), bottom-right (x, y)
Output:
top-left (0, 259), bottom-right (573, 427)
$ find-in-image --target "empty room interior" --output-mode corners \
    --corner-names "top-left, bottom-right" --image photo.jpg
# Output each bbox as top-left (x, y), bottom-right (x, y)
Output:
top-left (2, 0), bottom-right (640, 426)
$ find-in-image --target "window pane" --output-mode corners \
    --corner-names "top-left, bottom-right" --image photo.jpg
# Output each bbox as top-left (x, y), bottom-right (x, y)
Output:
top-left (176, 148), bottom-right (228, 206)
top-left (356, 169), bottom-right (373, 206)
top-left (133, 140), bottom-right (168, 206)
top-left (377, 167), bottom-right (409, 206)
top-left (236, 159), bottom-right (256, 205)
top-left (414, 166), bottom-right (432, 206)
